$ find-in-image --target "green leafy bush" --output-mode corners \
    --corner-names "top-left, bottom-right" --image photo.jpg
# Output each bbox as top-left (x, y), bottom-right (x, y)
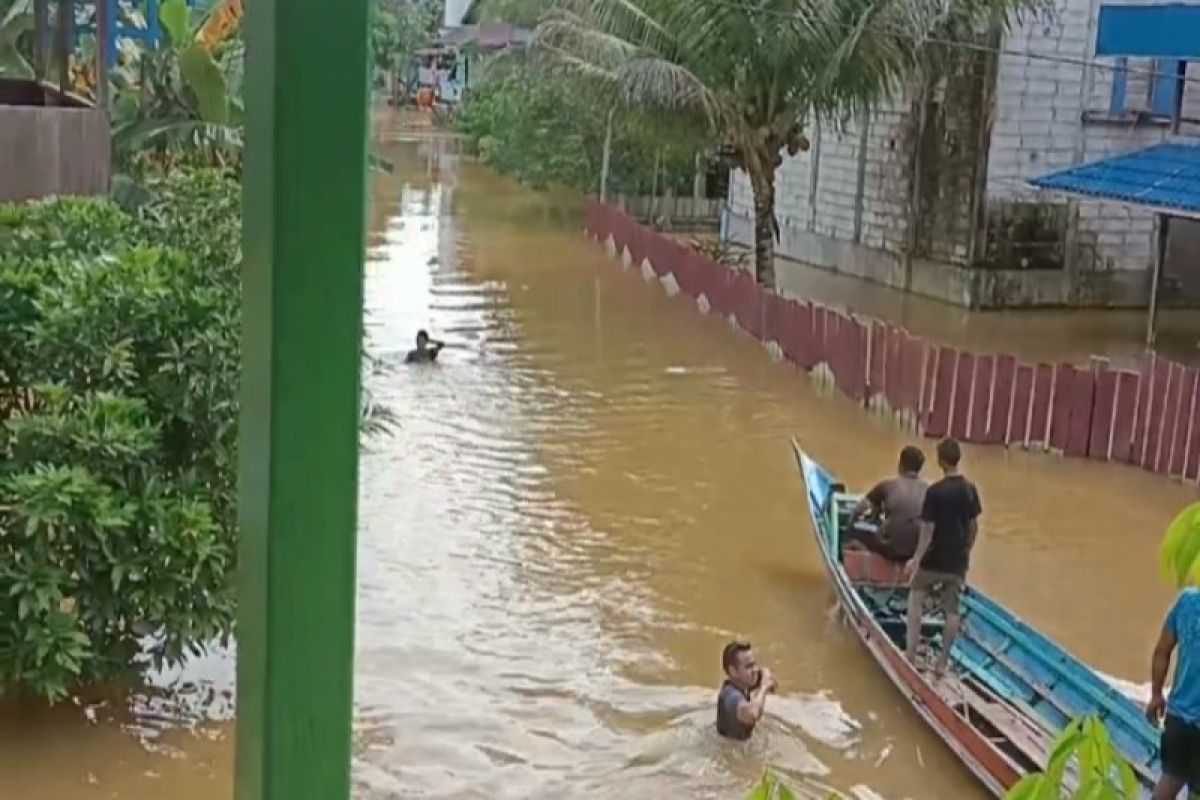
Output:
top-left (0, 170), bottom-right (241, 700)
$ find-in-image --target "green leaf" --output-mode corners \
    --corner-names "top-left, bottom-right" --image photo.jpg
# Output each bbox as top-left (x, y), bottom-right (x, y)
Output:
top-left (159, 0), bottom-right (191, 49)
top-left (178, 45), bottom-right (229, 124)
top-left (743, 774), bottom-right (771, 800)
top-left (1003, 774), bottom-right (1046, 800)
top-left (1161, 502), bottom-right (1200, 586)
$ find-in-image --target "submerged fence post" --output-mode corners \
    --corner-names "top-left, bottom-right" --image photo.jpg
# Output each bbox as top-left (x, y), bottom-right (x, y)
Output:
top-left (236, 0), bottom-right (369, 794)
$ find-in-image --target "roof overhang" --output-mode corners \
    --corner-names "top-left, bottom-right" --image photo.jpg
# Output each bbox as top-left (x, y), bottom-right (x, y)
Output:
top-left (1027, 142), bottom-right (1200, 221)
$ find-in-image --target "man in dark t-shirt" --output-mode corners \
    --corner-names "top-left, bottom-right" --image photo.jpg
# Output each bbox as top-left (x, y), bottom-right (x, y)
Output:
top-left (715, 640), bottom-right (776, 740)
top-left (903, 437), bottom-right (982, 675)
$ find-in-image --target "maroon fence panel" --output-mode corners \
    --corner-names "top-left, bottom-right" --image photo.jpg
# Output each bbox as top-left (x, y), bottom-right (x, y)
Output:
top-left (883, 326), bottom-right (903, 409)
top-left (1048, 363), bottom-right (1074, 452)
top-left (1089, 368), bottom-right (1117, 460)
top-left (902, 333), bottom-right (926, 418)
top-left (737, 275), bottom-right (758, 333)
top-left (1132, 354), bottom-right (1157, 466)
top-left (1065, 365), bottom-right (1096, 458)
top-left (845, 318), bottom-right (869, 402)
top-left (1187, 372), bottom-right (1200, 483)
top-left (810, 305), bottom-right (828, 367)
top-left (967, 355), bottom-right (994, 443)
top-left (793, 301), bottom-right (815, 369)
top-left (1110, 370), bottom-right (1140, 464)
top-left (986, 354), bottom-right (1016, 445)
top-left (1169, 367), bottom-right (1197, 476)
top-left (695, 256), bottom-right (723, 304)
top-left (777, 299), bottom-right (802, 364)
top-left (704, 262), bottom-right (733, 316)
top-left (1141, 355), bottom-right (1171, 470)
top-left (926, 347), bottom-right (956, 438)
top-left (672, 248), bottom-right (700, 297)
top-left (1028, 364), bottom-right (1054, 448)
top-left (950, 352), bottom-right (975, 440)
top-left (1157, 361), bottom-right (1187, 475)
top-left (1008, 363), bottom-right (1034, 446)
top-left (762, 291), bottom-right (785, 345)
top-left (869, 321), bottom-right (887, 399)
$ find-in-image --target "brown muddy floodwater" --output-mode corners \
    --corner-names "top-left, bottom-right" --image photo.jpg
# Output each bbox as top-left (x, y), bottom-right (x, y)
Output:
top-left (2, 111), bottom-right (1196, 800)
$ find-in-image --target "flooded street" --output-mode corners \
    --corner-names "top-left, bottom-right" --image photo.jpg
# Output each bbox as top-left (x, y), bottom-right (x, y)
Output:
top-left (2, 113), bottom-right (1196, 799)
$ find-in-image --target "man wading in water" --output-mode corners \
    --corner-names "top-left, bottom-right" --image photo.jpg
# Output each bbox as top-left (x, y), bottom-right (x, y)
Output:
top-left (904, 437), bottom-right (982, 676)
top-left (716, 641), bottom-right (776, 740)
top-left (405, 329), bottom-right (445, 364)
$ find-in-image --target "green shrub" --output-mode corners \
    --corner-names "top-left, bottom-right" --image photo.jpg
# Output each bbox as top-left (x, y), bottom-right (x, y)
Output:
top-left (0, 171), bottom-right (241, 700)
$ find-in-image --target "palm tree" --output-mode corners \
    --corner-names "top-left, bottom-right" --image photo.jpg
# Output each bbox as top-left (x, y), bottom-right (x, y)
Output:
top-left (537, 0), bottom-right (1038, 285)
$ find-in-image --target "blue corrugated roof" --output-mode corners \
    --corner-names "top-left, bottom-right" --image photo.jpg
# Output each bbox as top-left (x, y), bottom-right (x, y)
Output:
top-left (1029, 142), bottom-right (1200, 217)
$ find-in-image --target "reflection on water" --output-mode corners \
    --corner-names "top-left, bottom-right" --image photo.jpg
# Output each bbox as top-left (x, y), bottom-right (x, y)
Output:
top-left (1, 110), bottom-right (1194, 800)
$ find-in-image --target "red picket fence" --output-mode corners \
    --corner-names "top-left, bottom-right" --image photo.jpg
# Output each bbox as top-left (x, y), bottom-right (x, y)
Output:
top-left (584, 202), bottom-right (1200, 487)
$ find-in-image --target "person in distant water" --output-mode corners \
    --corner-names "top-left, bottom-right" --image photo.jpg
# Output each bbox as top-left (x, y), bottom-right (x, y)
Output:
top-left (848, 445), bottom-right (928, 563)
top-left (903, 437), bottom-right (981, 676)
top-left (405, 330), bottom-right (445, 364)
top-left (716, 640), bottom-right (776, 740)
top-left (1148, 588), bottom-right (1200, 799)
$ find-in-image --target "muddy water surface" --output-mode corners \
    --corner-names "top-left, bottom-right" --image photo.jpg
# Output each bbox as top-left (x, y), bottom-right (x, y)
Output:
top-left (1, 113), bottom-right (1194, 800)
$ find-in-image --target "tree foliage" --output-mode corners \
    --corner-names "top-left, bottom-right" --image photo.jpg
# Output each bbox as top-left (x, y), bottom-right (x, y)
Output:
top-left (1004, 716), bottom-right (1139, 799)
top-left (457, 54), bottom-right (711, 195)
top-left (371, 0), bottom-right (440, 77)
top-left (0, 171), bottom-right (241, 701)
top-left (536, 0), bottom-right (1042, 283)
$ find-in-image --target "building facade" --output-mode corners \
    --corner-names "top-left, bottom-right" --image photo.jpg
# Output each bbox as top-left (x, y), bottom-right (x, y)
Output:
top-left (725, 0), bottom-right (1200, 308)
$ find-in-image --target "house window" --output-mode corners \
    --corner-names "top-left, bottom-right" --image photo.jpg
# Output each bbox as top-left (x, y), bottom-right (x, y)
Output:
top-left (1108, 57), bottom-right (1187, 120)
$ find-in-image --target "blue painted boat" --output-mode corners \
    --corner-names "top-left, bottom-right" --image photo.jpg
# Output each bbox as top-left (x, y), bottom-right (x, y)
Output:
top-left (792, 440), bottom-right (1160, 796)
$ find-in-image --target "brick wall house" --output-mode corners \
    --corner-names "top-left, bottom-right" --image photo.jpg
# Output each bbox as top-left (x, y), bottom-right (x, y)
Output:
top-left (725, 0), bottom-right (1200, 308)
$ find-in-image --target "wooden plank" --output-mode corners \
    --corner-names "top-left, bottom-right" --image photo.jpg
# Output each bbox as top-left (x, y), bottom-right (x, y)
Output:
top-left (1187, 370), bottom-right (1200, 483)
top-left (1111, 370), bottom-right (1140, 464)
top-left (1089, 368), bottom-right (1117, 460)
top-left (926, 347), bottom-right (957, 438)
top-left (1132, 354), bottom-right (1157, 466)
top-left (870, 321), bottom-right (887, 398)
top-left (986, 355), bottom-right (1016, 445)
top-left (951, 352), bottom-right (976, 440)
top-left (1008, 364), bottom-right (1034, 447)
top-left (904, 334), bottom-right (926, 417)
top-left (1170, 368), bottom-right (1197, 477)
top-left (1066, 365), bottom-right (1095, 458)
top-left (1029, 364), bottom-right (1055, 448)
top-left (967, 355), bottom-right (994, 443)
top-left (1048, 363), bottom-right (1074, 452)
top-left (1158, 361), bottom-right (1186, 475)
top-left (1141, 355), bottom-right (1172, 470)
top-left (885, 325), bottom-right (904, 409)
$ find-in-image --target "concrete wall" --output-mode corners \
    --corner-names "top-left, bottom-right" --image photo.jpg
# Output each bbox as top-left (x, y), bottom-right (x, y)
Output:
top-left (0, 105), bottom-right (111, 203)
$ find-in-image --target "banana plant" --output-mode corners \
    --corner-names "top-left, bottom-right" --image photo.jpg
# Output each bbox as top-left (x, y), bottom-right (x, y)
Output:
top-left (0, 0), bottom-right (33, 79)
top-left (110, 0), bottom-right (241, 171)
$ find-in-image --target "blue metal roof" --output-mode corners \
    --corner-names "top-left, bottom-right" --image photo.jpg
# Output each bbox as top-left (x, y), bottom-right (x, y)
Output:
top-left (1029, 142), bottom-right (1200, 218)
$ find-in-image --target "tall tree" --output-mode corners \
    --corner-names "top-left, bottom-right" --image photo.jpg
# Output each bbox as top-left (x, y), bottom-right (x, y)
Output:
top-left (538, 0), bottom-right (1038, 285)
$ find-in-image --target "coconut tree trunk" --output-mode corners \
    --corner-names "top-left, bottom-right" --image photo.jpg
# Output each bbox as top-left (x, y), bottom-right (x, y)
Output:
top-left (748, 165), bottom-right (776, 285)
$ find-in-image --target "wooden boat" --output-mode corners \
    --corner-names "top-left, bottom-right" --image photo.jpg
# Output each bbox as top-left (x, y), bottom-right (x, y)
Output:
top-left (792, 440), bottom-right (1161, 796)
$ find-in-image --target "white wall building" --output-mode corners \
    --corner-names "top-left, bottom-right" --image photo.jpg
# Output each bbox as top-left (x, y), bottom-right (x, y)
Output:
top-left (725, 0), bottom-right (1200, 308)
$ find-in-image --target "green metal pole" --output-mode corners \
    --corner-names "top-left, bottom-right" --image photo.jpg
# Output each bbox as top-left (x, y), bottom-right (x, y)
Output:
top-left (236, 0), bottom-right (369, 794)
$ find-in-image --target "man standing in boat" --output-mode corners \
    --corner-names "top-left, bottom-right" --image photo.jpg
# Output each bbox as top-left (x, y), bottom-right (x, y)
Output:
top-left (848, 445), bottom-right (928, 562)
top-left (716, 641), bottom-right (776, 740)
top-left (903, 437), bottom-right (982, 676)
top-left (1147, 587), bottom-right (1200, 799)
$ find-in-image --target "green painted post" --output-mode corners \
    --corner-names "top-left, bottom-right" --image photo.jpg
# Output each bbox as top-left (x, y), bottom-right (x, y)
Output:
top-left (236, 0), bottom-right (370, 794)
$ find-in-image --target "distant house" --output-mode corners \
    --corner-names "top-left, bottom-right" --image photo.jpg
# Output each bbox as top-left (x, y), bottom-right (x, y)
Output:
top-left (409, 23), bottom-right (531, 105)
top-left (725, 0), bottom-right (1200, 309)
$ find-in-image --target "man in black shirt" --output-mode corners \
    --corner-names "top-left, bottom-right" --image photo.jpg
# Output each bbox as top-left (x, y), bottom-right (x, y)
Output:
top-left (903, 437), bottom-right (982, 676)
top-left (715, 640), bottom-right (776, 740)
